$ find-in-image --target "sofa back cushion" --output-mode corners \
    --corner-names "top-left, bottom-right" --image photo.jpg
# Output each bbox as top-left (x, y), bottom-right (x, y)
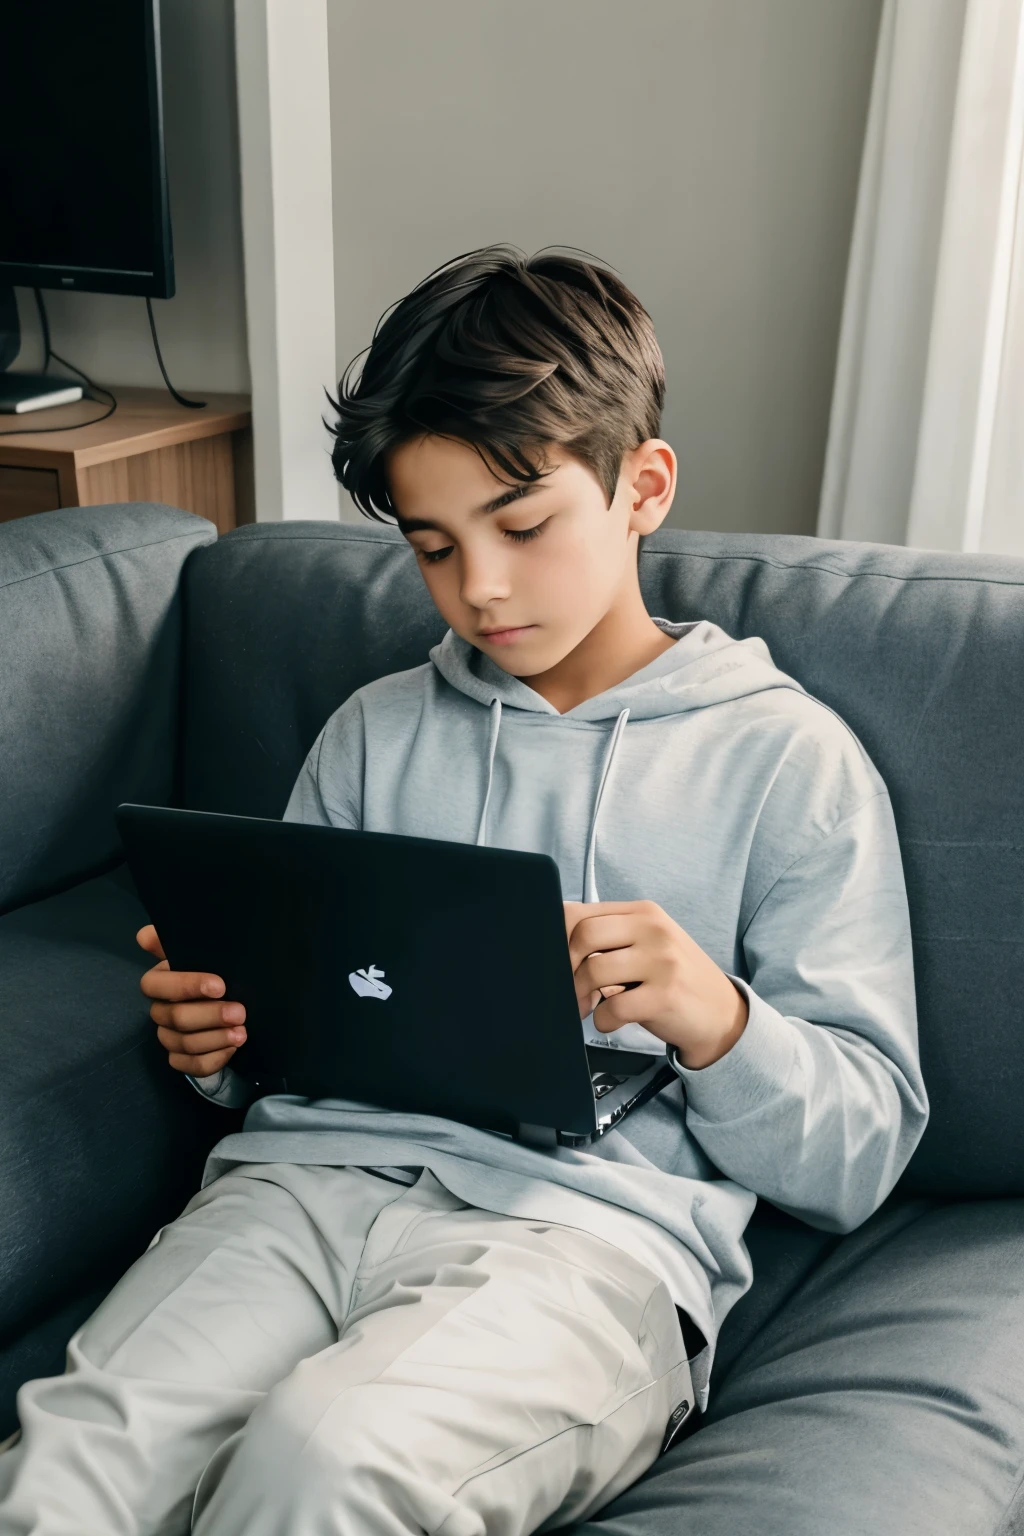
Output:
top-left (0, 503), bottom-right (215, 913)
top-left (180, 523), bottom-right (1024, 1200)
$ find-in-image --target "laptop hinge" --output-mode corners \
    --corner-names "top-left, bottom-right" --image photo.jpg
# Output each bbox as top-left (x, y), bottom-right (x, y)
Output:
top-left (518, 1123), bottom-right (558, 1148)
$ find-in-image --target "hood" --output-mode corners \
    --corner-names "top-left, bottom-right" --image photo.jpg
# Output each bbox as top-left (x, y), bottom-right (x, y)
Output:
top-left (429, 617), bottom-right (807, 722)
top-left (429, 618), bottom-right (811, 913)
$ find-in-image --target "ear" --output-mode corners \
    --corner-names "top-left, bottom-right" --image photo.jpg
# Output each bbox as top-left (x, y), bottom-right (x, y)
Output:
top-left (624, 440), bottom-right (676, 536)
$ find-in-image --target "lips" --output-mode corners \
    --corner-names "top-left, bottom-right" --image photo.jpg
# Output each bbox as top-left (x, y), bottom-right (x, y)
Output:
top-left (478, 625), bottom-right (535, 645)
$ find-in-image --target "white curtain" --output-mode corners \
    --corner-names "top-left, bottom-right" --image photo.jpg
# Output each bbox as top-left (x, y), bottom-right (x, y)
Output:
top-left (817, 0), bottom-right (1024, 554)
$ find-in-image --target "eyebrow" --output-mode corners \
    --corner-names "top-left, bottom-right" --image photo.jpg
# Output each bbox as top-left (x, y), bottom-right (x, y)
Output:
top-left (395, 481), bottom-right (538, 535)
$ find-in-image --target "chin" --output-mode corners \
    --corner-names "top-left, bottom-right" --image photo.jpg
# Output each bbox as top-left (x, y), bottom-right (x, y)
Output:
top-left (461, 621), bottom-right (582, 676)
top-left (488, 644), bottom-right (570, 678)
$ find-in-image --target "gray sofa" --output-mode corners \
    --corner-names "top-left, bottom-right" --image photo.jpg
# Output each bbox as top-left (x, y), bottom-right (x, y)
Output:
top-left (1, 501), bottom-right (1022, 1533)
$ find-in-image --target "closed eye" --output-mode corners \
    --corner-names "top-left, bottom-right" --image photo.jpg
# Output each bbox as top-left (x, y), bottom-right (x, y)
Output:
top-left (418, 520), bottom-right (546, 561)
top-left (504, 521), bottom-right (546, 544)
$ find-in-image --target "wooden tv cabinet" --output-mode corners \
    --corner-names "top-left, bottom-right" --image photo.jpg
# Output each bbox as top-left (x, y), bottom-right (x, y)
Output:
top-left (0, 386), bottom-right (253, 533)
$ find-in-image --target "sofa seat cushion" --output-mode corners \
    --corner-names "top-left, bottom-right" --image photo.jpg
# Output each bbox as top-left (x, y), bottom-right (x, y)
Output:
top-left (0, 1281), bottom-right (112, 1443)
top-left (570, 1196), bottom-right (1024, 1535)
top-left (0, 866), bottom-right (238, 1357)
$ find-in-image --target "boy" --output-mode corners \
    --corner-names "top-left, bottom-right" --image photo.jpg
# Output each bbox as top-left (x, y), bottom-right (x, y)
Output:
top-left (0, 246), bottom-right (928, 1535)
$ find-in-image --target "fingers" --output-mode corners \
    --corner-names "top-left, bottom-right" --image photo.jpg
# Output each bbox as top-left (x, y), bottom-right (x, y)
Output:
top-left (157, 1021), bottom-right (244, 1056)
top-left (136, 924), bottom-right (166, 961)
top-left (575, 946), bottom-right (638, 991)
top-left (140, 950), bottom-right (247, 1078)
top-left (568, 913), bottom-right (643, 971)
top-left (156, 1019), bottom-right (246, 1077)
top-left (140, 963), bottom-right (228, 1004)
top-left (573, 947), bottom-right (640, 1016)
top-left (591, 983), bottom-right (654, 1034)
top-left (563, 900), bottom-right (587, 938)
top-left (149, 999), bottom-right (246, 1033)
top-left (565, 906), bottom-right (647, 1017)
top-left (166, 1044), bottom-right (239, 1077)
top-left (564, 899), bottom-right (643, 938)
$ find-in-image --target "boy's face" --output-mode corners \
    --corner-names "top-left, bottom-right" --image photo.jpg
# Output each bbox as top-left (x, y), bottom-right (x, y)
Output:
top-left (387, 433), bottom-right (674, 679)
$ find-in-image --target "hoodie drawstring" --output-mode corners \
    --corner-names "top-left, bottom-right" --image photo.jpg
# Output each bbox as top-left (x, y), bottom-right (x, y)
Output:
top-left (476, 698), bottom-right (630, 905)
top-left (476, 698), bottom-right (503, 846)
top-left (583, 708), bottom-right (630, 901)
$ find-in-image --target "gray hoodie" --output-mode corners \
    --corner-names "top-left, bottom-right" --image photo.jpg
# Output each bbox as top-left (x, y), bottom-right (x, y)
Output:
top-left (191, 617), bottom-right (929, 1412)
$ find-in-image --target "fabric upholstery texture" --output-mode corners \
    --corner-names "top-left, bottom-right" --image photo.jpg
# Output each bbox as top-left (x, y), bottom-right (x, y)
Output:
top-left (180, 522), bottom-right (1024, 1200)
top-left (568, 1196), bottom-right (1024, 1535)
top-left (0, 1281), bottom-right (112, 1448)
top-left (181, 523), bottom-right (448, 819)
top-left (0, 503), bottom-right (215, 914)
top-left (0, 866), bottom-right (239, 1435)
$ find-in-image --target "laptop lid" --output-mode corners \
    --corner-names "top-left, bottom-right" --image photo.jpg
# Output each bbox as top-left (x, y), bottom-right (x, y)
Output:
top-left (117, 805), bottom-right (603, 1139)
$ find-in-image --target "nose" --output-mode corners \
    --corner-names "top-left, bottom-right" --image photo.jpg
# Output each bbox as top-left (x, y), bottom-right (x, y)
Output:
top-left (459, 543), bottom-right (512, 611)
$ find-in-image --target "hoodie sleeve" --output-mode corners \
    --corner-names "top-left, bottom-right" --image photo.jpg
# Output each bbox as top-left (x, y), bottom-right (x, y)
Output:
top-left (186, 708), bottom-right (366, 1110)
top-left (184, 1065), bottom-right (256, 1109)
top-left (282, 701), bottom-right (365, 830)
top-left (668, 790), bottom-right (929, 1234)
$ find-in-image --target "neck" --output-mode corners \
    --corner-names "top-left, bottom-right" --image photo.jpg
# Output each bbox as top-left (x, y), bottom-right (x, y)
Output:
top-left (522, 569), bottom-right (676, 714)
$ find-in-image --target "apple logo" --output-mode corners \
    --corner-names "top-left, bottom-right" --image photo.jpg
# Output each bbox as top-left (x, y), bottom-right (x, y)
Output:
top-left (348, 964), bottom-right (392, 1001)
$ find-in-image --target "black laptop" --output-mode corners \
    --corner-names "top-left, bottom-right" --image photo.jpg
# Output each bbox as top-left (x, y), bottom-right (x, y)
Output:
top-left (116, 805), bottom-right (677, 1148)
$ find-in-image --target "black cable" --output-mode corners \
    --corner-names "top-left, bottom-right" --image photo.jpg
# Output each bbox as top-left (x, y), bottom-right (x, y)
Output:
top-left (0, 285), bottom-right (209, 436)
top-left (33, 286), bottom-right (51, 368)
top-left (50, 347), bottom-right (117, 409)
top-left (0, 380), bottom-right (116, 437)
top-left (145, 296), bottom-right (206, 408)
top-left (0, 289), bottom-right (117, 437)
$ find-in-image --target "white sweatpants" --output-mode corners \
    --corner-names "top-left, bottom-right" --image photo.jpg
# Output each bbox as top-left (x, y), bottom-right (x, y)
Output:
top-left (0, 1164), bottom-right (693, 1536)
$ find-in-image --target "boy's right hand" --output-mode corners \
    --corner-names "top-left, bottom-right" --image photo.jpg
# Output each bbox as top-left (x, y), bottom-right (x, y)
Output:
top-left (137, 925), bottom-right (248, 1078)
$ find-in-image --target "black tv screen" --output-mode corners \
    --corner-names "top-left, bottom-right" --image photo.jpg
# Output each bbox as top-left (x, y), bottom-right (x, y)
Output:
top-left (0, 0), bottom-right (173, 297)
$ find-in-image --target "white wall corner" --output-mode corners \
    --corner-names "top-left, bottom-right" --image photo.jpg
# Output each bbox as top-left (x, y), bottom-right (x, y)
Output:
top-left (234, 0), bottom-right (338, 521)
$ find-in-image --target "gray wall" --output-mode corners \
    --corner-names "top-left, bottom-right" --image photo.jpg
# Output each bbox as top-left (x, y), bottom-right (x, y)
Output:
top-left (328, 0), bottom-right (881, 535)
top-left (13, 0), bottom-right (249, 394)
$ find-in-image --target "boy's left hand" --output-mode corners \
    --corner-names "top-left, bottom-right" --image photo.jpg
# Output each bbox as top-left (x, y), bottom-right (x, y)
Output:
top-left (564, 900), bottom-right (749, 1070)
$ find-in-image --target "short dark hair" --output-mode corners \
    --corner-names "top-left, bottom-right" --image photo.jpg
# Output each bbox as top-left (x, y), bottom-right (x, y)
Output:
top-left (328, 243), bottom-right (665, 522)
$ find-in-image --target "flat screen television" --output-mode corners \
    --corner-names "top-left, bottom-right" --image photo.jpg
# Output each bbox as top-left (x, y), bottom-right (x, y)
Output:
top-left (0, 0), bottom-right (174, 299)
